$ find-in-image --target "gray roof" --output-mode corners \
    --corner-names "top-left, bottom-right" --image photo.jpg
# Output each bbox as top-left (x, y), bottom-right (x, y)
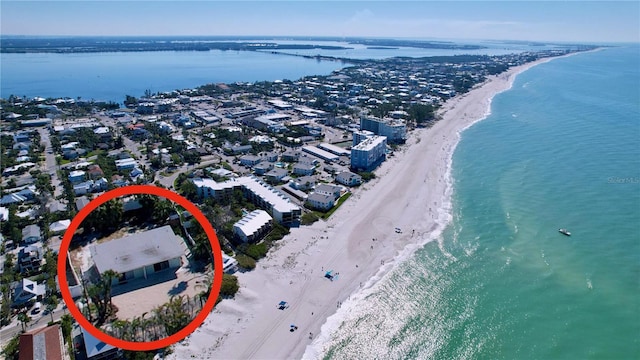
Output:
top-left (75, 196), bottom-right (90, 211)
top-left (315, 183), bottom-right (341, 193)
top-left (91, 225), bottom-right (185, 274)
top-left (266, 168), bottom-right (288, 177)
top-left (22, 224), bottom-right (41, 240)
top-left (307, 192), bottom-right (334, 203)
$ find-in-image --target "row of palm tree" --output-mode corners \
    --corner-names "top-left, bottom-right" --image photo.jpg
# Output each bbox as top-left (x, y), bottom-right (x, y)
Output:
top-left (104, 294), bottom-right (203, 342)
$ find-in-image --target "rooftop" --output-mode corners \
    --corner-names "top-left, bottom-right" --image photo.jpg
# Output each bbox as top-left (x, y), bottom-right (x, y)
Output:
top-left (234, 210), bottom-right (272, 237)
top-left (352, 135), bottom-right (387, 151)
top-left (193, 176), bottom-right (300, 215)
top-left (19, 325), bottom-right (64, 360)
top-left (90, 225), bottom-right (185, 274)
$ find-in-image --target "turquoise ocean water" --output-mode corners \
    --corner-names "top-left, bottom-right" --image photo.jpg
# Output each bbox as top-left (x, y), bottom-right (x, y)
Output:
top-left (312, 46), bottom-right (640, 359)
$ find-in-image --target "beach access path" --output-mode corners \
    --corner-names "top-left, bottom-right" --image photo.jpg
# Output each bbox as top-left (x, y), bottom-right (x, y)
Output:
top-left (169, 57), bottom-right (557, 360)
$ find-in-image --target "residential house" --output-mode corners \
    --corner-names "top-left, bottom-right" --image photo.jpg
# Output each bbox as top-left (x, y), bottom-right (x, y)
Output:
top-left (89, 225), bottom-right (186, 286)
top-left (260, 151), bottom-right (279, 162)
top-left (290, 176), bottom-right (316, 191)
top-left (12, 278), bottom-right (46, 306)
top-left (292, 162), bottom-right (315, 176)
top-left (314, 183), bottom-right (342, 201)
top-left (78, 326), bottom-right (122, 360)
top-left (19, 325), bottom-right (69, 360)
top-left (0, 192), bottom-right (27, 206)
top-left (22, 224), bottom-right (41, 244)
top-left (87, 165), bottom-right (104, 180)
top-left (49, 220), bottom-right (71, 234)
top-left (240, 154), bottom-right (262, 167)
top-left (47, 201), bottom-right (67, 214)
top-left (111, 175), bottom-right (128, 187)
top-left (0, 207), bottom-right (8, 222)
top-left (253, 162), bottom-right (274, 176)
top-left (335, 171), bottom-right (363, 187)
top-left (265, 168), bottom-right (289, 184)
top-left (68, 170), bottom-right (86, 184)
top-left (75, 196), bottom-right (90, 211)
top-left (73, 180), bottom-right (94, 196)
top-left (18, 244), bottom-right (44, 273)
top-left (305, 192), bottom-right (335, 211)
top-left (281, 150), bottom-right (301, 162)
top-left (224, 144), bottom-right (252, 155)
top-left (115, 158), bottom-right (137, 171)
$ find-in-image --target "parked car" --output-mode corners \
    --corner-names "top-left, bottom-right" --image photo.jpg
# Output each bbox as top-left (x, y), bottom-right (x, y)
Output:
top-left (31, 302), bottom-right (42, 314)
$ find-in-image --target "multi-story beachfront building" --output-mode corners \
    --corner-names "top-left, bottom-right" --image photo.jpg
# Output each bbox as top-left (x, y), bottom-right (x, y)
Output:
top-left (352, 130), bottom-right (375, 147)
top-left (193, 176), bottom-right (301, 225)
top-left (233, 209), bottom-right (273, 243)
top-left (350, 135), bottom-right (387, 172)
top-left (360, 116), bottom-right (407, 144)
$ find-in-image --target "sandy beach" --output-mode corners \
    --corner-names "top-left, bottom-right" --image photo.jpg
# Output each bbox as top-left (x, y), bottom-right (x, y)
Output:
top-left (169, 57), bottom-right (556, 360)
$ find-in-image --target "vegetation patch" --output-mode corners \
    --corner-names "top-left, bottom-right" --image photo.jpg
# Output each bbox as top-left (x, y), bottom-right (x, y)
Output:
top-left (322, 193), bottom-right (352, 220)
top-left (235, 254), bottom-right (256, 270)
top-left (301, 211), bottom-right (321, 225)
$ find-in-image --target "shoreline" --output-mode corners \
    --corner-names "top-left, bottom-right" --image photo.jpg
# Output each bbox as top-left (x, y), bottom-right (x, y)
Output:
top-left (169, 55), bottom-right (572, 360)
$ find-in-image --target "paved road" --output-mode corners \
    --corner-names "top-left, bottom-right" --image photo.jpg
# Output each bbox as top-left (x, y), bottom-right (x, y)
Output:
top-left (37, 128), bottom-right (64, 199)
top-left (156, 157), bottom-right (220, 188)
top-left (0, 304), bottom-right (68, 345)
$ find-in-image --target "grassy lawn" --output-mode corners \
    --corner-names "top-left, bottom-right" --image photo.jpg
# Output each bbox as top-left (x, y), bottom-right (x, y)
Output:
top-left (321, 192), bottom-right (352, 220)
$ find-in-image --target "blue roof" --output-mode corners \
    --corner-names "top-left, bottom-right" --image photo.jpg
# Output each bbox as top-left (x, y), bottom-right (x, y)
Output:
top-left (81, 326), bottom-right (116, 357)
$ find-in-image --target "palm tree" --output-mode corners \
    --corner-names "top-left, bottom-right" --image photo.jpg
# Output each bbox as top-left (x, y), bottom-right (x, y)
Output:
top-left (161, 296), bottom-right (191, 336)
top-left (195, 272), bottom-right (213, 301)
top-left (101, 269), bottom-right (119, 310)
top-left (112, 320), bottom-right (127, 339)
top-left (17, 312), bottom-right (30, 332)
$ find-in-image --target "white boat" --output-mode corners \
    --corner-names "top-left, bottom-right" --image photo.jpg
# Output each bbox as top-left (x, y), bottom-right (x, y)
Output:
top-left (558, 228), bottom-right (571, 236)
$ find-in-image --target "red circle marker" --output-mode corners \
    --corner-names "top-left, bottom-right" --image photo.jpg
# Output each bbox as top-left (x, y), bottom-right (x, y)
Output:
top-left (57, 185), bottom-right (222, 351)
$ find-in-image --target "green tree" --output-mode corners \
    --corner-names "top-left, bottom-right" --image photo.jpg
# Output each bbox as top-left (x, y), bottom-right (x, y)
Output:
top-left (408, 104), bottom-right (436, 126)
top-left (220, 274), bottom-right (239, 298)
top-left (87, 269), bottom-right (119, 325)
top-left (1, 334), bottom-right (19, 360)
top-left (17, 312), bottom-right (30, 331)
top-left (60, 314), bottom-right (73, 341)
top-left (179, 180), bottom-right (198, 201)
top-left (155, 296), bottom-right (192, 336)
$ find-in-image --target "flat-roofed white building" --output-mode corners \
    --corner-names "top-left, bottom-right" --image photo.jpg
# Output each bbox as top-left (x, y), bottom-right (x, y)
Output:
top-left (233, 210), bottom-right (272, 243)
top-left (360, 116), bottom-right (406, 144)
top-left (351, 135), bottom-right (387, 172)
top-left (89, 225), bottom-right (186, 285)
top-left (318, 143), bottom-right (351, 157)
top-left (301, 145), bottom-right (339, 162)
top-left (352, 130), bottom-right (375, 147)
top-left (268, 99), bottom-right (293, 110)
top-left (193, 176), bottom-right (301, 224)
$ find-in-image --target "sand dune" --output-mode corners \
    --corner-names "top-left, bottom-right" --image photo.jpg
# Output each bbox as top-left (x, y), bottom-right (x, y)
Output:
top-left (169, 57), bottom-right (555, 360)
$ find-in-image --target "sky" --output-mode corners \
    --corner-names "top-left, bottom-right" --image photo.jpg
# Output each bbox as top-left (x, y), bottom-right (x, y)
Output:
top-left (1, 1), bottom-right (638, 43)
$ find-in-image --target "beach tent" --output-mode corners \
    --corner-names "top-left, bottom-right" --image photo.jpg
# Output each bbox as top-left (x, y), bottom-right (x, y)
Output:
top-left (278, 301), bottom-right (289, 310)
top-left (324, 270), bottom-right (334, 280)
